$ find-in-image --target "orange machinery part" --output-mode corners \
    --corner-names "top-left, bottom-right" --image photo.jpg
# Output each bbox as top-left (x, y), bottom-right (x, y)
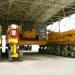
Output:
top-left (48, 30), bottom-right (75, 42)
top-left (22, 27), bottom-right (37, 39)
top-left (7, 25), bottom-right (22, 43)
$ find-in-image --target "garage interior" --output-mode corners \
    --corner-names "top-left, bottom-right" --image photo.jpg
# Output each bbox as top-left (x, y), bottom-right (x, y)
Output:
top-left (0, 0), bottom-right (75, 75)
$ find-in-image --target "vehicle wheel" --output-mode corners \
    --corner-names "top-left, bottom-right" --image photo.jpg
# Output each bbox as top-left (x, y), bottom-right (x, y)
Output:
top-left (18, 50), bottom-right (23, 62)
top-left (61, 50), bottom-right (65, 56)
top-left (52, 47), bottom-right (55, 55)
top-left (70, 51), bottom-right (75, 57)
top-left (61, 48), bottom-right (68, 57)
top-left (8, 50), bottom-right (13, 62)
top-left (44, 46), bottom-right (48, 54)
top-left (57, 46), bottom-right (61, 56)
top-left (55, 50), bottom-right (59, 56)
top-left (57, 48), bottom-right (61, 56)
top-left (47, 46), bottom-right (50, 55)
top-left (38, 47), bottom-right (41, 54)
top-left (51, 46), bottom-right (55, 55)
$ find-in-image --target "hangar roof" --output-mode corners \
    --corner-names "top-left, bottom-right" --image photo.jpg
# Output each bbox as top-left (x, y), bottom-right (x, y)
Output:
top-left (0, 0), bottom-right (75, 25)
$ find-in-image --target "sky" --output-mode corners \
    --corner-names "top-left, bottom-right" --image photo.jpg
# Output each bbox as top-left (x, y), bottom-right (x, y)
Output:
top-left (47, 14), bottom-right (75, 32)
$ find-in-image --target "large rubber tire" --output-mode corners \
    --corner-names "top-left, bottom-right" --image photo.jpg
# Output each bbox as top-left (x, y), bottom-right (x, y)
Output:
top-left (38, 46), bottom-right (43, 54)
top-left (43, 46), bottom-right (48, 54)
top-left (52, 47), bottom-right (55, 55)
top-left (56, 47), bottom-right (61, 56)
top-left (61, 48), bottom-right (68, 57)
top-left (55, 49), bottom-right (60, 56)
top-left (8, 50), bottom-right (13, 62)
top-left (54, 46), bottom-right (58, 55)
top-left (38, 48), bottom-right (41, 54)
top-left (18, 50), bottom-right (23, 62)
top-left (70, 51), bottom-right (75, 57)
top-left (46, 46), bottom-right (51, 55)
top-left (51, 47), bottom-right (55, 55)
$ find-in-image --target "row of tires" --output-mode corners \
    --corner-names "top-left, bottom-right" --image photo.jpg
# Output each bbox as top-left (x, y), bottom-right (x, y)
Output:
top-left (39, 45), bottom-right (75, 57)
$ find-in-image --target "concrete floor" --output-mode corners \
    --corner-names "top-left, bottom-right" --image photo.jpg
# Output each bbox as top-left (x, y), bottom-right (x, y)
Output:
top-left (0, 55), bottom-right (75, 75)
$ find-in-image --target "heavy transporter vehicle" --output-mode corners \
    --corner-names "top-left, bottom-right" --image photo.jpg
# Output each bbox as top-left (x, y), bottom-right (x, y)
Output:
top-left (0, 24), bottom-right (47, 62)
top-left (0, 24), bottom-right (75, 62)
top-left (39, 30), bottom-right (75, 57)
top-left (6, 24), bottom-right (75, 61)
